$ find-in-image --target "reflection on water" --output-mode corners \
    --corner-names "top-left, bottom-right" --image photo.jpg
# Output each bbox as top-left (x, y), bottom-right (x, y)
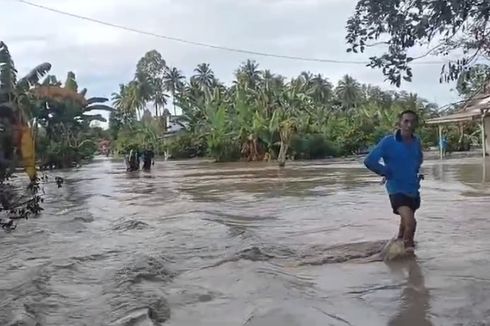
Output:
top-left (0, 156), bottom-right (489, 325)
top-left (387, 259), bottom-right (432, 326)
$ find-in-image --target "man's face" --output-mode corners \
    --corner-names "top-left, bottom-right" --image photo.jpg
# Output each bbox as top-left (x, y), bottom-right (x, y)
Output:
top-left (399, 113), bottom-right (418, 134)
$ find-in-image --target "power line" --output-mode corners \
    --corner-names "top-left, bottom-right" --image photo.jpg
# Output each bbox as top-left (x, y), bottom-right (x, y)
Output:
top-left (15, 0), bottom-right (444, 66)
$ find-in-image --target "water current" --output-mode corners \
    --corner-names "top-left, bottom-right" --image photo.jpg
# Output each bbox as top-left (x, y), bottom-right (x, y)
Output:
top-left (1, 156), bottom-right (489, 325)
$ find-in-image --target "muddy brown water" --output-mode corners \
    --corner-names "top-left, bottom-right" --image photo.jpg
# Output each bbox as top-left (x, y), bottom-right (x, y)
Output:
top-left (1, 156), bottom-right (489, 326)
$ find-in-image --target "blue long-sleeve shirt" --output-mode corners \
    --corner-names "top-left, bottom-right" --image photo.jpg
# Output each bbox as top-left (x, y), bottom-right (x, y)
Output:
top-left (364, 130), bottom-right (423, 197)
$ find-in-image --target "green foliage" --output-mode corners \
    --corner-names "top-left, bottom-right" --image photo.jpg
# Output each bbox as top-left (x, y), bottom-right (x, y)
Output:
top-left (1, 41), bottom-right (102, 172)
top-left (165, 132), bottom-right (207, 159)
top-left (114, 127), bottom-right (144, 155)
top-left (0, 41), bottom-right (17, 93)
top-left (169, 67), bottom-right (442, 161)
top-left (38, 138), bottom-right (97, 169)
top-left (456, 64), bottom-right (490, 98)
top-left (290, 134), bottom-right (338, 159)
top-left (205, 103), bottom-right (241, 162)
top-left (108, 110), bottom-right (124, 140)
top-left (114, 121), bottom-right (164, 155)
top-left (113, 51), bottom-right (455, 163)
top-left (30, 73), bottom-right (114, 168)
top-left (346, 0), bottom-right (490, 86)
top-left (164, 67), bottom-right (185, 116)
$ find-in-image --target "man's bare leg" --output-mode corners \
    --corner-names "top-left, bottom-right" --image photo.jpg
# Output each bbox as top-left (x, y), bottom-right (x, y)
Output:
top-left (397, 206), bottom-right (417, 251)
top-left (397, 217), bottom-right (404, 240)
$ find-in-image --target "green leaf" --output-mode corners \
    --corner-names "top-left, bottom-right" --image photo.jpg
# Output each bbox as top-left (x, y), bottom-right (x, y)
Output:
top-left (18, 63), bottom-right (52, 89)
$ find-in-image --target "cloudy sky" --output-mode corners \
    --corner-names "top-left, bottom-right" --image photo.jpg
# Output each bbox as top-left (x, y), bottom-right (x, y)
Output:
top-left (1, 0), bottom-right (462, 125)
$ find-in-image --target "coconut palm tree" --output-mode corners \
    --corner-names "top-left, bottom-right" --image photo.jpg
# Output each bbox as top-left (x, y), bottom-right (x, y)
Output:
top-left (163, 67), bottom-right (185, 116)
top-left (335, 74), bottom-right (361, 112)
top-left (152, 77), bottom-right (169, 117)
top-left (111, 81), bottom-right (146, 122)
top-left (191, 63), bottom-right (215, 95)
top-left (236, 59), bottom-right (262, 90)
top-left (308, 74), bottom-right (333, 104)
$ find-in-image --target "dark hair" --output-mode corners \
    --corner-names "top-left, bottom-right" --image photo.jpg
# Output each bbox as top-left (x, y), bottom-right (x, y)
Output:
top-left (398, 109), bottom-right (418, 121)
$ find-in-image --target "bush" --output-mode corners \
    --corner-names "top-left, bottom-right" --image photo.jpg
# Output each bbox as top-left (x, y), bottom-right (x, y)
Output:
top-left (207, 137), bottom-right (241, 162)
top-left (165, 132), bottom-right (207, 159)
top-left (290, 133), bottom-right (339, 159)
top-left (38, 140), bottom-right (97, 169)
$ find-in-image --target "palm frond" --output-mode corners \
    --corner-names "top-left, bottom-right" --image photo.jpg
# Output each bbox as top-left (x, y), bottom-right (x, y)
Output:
top-left (0, 41), bottom-right (17, 92)
top-left (84, 104), bottom-right (114, 112)
top-left (86, 97), bottom-right (108, 105)
top-left (17, 63), bottom-right (52, 90)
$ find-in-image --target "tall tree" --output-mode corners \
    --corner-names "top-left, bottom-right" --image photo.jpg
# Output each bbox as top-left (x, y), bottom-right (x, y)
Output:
top-left (163, 67), bottom-right (185, 116)
top-left (135, 50), bottom-right (167, 116)
top-left (152, 77), bottom-right (169, 117)
top-left (191, 63), bottom-right (215, 95)
top-left (236, 59), bottom-right (262, 90)
top-left (335, 75), bottom-right (361, 111)
top-left (111, 82), bottom-right (145, 123)
top-left (308, 73), bottom-right (333, 104)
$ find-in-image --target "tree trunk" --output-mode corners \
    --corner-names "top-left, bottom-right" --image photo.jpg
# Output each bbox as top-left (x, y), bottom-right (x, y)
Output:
top-left (173, 91), bottom-right (177, 116)
top-left (251, 137), bottom-right (258, 161)
top-left (278, 141), bottom-right (288, 167)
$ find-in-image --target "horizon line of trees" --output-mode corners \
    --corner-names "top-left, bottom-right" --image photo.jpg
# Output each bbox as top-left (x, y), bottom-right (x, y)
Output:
top-left (109, 49), bottom-right (484, 164)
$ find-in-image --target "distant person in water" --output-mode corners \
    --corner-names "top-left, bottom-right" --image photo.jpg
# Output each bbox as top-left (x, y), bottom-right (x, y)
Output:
top-left (141, 147), bottom-right (155, 171)
top-left (439, 134), bottom-right (448, 158)
top-left (364, 110), bottom-right (423, 254)
top-left (126, 148), bottom-right (140, 172)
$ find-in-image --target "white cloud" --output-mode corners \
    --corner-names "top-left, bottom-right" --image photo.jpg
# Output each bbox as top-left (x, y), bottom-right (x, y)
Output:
top-left (1, 0), bottom-right (461, 127)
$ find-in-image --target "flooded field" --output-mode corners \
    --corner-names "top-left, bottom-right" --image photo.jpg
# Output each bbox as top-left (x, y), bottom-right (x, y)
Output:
top-left (1, 156), bottom-right (489, 326)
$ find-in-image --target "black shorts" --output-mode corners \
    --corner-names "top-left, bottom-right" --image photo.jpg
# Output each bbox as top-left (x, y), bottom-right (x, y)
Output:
top-left (389, 193), bottom-right (421, 215)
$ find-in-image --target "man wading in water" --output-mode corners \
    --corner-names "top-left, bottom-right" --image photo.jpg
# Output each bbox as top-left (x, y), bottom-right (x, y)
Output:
top-left (364, 110), bottom-right (423, 254)
top-left (142, 147), bottom-right (155, 171)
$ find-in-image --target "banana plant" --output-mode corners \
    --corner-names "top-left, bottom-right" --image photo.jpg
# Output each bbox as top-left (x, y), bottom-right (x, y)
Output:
top-left (0, 41), bottom-right (52, 181)
top-left (205, 102), bottom-right (238, 162)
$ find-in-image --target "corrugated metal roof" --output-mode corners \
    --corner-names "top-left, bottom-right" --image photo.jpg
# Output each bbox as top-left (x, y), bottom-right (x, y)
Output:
top-left (426, 93), bottom-right (490, 125)
top-left (426, 110), bottom-right (483, 124)
top-left (461, 93), bottom-right (490, 112)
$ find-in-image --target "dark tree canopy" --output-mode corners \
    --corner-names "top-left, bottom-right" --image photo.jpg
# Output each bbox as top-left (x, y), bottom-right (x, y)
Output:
top-left (346, 0), bottom-right (490, 87)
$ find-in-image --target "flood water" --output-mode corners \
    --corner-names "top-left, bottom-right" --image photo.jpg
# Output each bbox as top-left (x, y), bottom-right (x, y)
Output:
top-left (1, 156), bottom-right (489, 326)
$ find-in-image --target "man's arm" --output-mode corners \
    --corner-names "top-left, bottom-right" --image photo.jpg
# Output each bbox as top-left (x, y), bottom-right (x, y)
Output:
top-left (417, 137), bottom-right (424, 179)
top-left (364, 137), bottom-right (390, 178)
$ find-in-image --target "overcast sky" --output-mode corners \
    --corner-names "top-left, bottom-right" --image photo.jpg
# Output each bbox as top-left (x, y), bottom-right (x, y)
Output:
top-left (1, 0), bottom-right (462, 125)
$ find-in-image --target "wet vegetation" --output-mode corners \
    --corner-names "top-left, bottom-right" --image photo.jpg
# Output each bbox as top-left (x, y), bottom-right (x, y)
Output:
top-left (0, 41), bottom-right (105, 228)
top-left (111, 52), bottom-right (485, 165)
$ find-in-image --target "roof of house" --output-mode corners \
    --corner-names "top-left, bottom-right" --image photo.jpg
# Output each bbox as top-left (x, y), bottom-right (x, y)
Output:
top-left (426, 82), bottom-right (490, 125)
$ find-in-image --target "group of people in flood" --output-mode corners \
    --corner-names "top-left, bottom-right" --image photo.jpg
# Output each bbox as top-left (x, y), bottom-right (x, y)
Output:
top-left (125, 147), bottom-right (155, 172)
